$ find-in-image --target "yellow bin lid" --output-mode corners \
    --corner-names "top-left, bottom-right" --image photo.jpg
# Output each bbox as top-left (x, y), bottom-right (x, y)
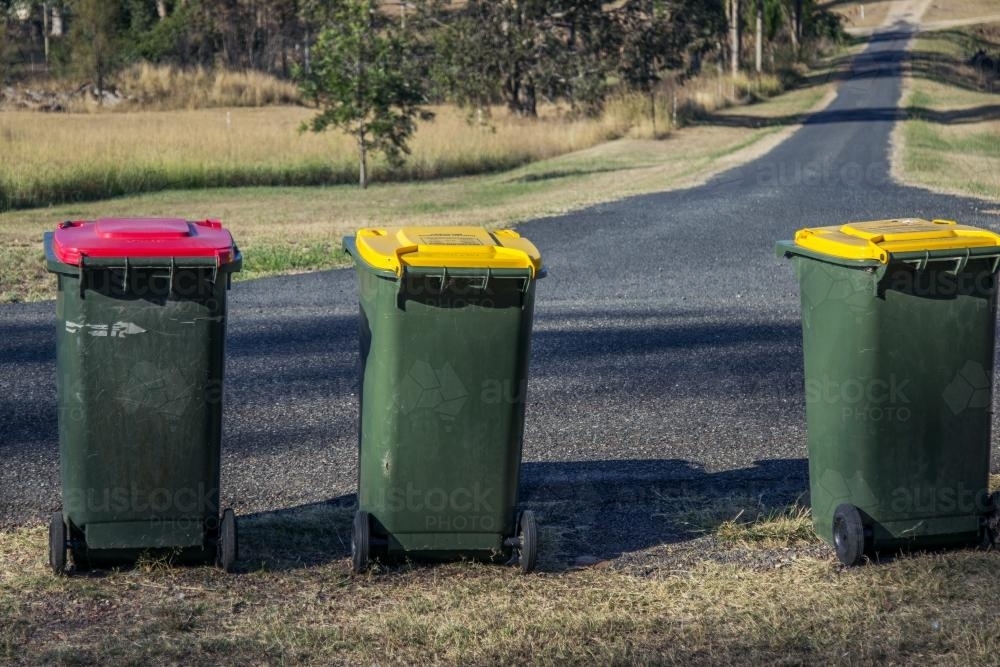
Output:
top-left (353, 226), bottom-right (542, 277)
top-left (793, 218), bottom-right (1000, 263)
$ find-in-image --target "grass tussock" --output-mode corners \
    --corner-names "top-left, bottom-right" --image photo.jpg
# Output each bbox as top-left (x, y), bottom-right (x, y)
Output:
top-left (116, 63), bottom-right (303, 110)
top-left (604, 72), bottom-right (785, 138)
top-left (716, 505), bottom-right (817, 547)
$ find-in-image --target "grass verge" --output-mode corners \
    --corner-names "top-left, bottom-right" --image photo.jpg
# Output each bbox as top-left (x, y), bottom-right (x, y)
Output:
top-left (892, 22), bottom-right (1000, 201)
top-left (2, 475), bottom-right (999, 664)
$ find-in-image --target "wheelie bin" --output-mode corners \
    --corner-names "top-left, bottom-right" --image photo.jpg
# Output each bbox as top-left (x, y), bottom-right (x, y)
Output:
top-left (778, 218), bottom-right (1000, 565)
top-left (343, 227), bottom-right (544, 573)
top-left (44, 217), bottom-right (242, 574)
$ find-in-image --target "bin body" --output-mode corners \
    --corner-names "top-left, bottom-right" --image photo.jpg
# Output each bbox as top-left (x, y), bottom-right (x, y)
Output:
top-left (778, 218), bottom-right (998, 552)
top-left (46, 218), bottom-right (240, 564)
top-left (345, 227), bottom-right (542, 558)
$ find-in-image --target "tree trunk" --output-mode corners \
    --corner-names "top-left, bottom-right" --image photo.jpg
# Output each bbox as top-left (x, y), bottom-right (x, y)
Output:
top-left (522, 78), bottom-right (537, 117)
top-left (795, 0), bottom-right (803, 44)
top-left (43, 3), bottom-right (50, 65)
top-left (505, 70), bottom-right (522, 114)
top-left (729, 0), bottom-right (740, 77)
top-left (156, 0), bottom-right (168, 20)
top-left (649, 88), bottom-right (656, 138)
top-left (51, 5), bottom-right (63, 37)
top-left (789, 0), bottom-right (802, 53)
top-left (303, 28), bottom-right (311, 75)
top-left (755, 0), bottom-right (763, 74)
top-left (358, 130), bottom-right (369, 189)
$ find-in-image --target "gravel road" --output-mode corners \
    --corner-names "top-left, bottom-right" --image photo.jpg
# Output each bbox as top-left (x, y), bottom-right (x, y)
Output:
top-left (3, 17), bottom-right (999, 565)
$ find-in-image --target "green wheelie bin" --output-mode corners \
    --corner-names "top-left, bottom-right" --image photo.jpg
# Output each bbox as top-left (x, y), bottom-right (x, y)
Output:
top-left (778, 218), bottom-right (1000, 565)
top-left (45, 217), bottom-right (242, 574)
top-left (344, 226), bottom-right (544, 573)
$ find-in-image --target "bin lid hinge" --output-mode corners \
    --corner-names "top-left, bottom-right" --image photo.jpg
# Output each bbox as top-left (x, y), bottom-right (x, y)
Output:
top-left (121, 257), bottom-right (130, 292)
top-left (77, 255), bottom-right (87, 299)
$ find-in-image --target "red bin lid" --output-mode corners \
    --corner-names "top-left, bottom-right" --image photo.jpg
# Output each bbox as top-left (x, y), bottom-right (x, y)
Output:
top-left (51, 218), bottom-right (237, 266)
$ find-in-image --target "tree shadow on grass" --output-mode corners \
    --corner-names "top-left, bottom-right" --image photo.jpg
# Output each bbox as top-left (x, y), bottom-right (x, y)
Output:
top-left (507, 166), bottom-right (642, 184)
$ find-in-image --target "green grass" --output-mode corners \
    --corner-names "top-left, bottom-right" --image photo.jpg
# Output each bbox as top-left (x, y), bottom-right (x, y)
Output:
top-left (894, 22), bottom-right (1000, 201)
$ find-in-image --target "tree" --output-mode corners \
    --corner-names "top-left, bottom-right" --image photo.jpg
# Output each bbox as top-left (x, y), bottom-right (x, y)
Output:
top-left (0, 1), bottom-right (11, 84)
top-left (755, 0), bottom-right (762, 73)
top-left (729, 0), bottom-right (740, 76)
top-left (68, 0), bottom-right (122, 100)
top-left (296, 0), bottom-right (433, 189)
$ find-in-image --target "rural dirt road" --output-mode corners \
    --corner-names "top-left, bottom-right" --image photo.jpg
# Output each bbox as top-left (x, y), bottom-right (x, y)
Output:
top-left (3, 10), bottom-right (999, 567)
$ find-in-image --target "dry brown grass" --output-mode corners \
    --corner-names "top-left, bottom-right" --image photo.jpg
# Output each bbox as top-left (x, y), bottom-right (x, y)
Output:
top-left (114, 63), bottom-right (302, 110)
top-left (0, 103), bottom-right (628, 210)
top-left (3, 489), bottom-right (1000, 665)
top-left (922, 0), bottom-right (1000, 23)
top-left (826, 0), bottom-right (895, 31)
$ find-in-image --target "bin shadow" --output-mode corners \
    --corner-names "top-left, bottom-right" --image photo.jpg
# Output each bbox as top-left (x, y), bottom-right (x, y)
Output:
top-left (520, 458), bottom-right (811, 570)
top-left (232, 457), bottom-right (810, 573)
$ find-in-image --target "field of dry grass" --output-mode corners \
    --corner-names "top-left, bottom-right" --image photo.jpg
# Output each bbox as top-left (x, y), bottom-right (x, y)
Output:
top-left (825, 0), bottom-right (895, 32)
top-left (922, 0), bottom-right (1000, 24)
top-left (0, 63), bottom-right (788, 213)
top-left (3, 477), bottom-right (999, 664)
top-left (893, 23), bottom-right (1000, 201)
top-left (0, 103), bottom-right (630, 212)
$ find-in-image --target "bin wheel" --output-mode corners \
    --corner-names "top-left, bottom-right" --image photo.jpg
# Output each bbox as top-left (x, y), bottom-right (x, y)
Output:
top-left (49, 512), bottom-right (67, 576)
top-left (985, 492), bottom-right (1000, 548)
top-left (352, 510), bottom-right (371, 574)
top-left (217, 509), bottom-right (238, 573)
top-left (517, 510), bottom-right (538, 574)
top-left (832, 503), bottom-right (866, 566)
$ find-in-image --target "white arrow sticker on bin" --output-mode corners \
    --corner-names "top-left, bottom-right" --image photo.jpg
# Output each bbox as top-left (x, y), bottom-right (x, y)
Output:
top-left (65, 321), bottom-right (147, 338)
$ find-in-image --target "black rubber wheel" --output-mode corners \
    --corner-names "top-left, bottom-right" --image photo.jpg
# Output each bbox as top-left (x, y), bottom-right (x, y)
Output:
top-left (518, 510), bottom-right (538, 574)
top-left (217, 509), bottom-right (238, 573)
top-left (49, 512), bottom-right (66, 576)
top-left (985, 491), bottom-right (1000, 548)
top-left (352, 510), bottom-right (371, 574)
top-left (832, 503), bottom-right (866, 566)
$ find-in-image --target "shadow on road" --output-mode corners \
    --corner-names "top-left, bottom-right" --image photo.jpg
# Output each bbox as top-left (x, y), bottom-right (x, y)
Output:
top-left (693, 25), bottom-right (1000, 130)
top-left (702, 103), bottom-right (1000, 129)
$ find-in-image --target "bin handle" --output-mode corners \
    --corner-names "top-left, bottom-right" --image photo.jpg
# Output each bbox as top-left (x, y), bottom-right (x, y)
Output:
top-left (874, 249), bottom-right (1000, 294)
top-left (77, 256), bottom-right (86, 299)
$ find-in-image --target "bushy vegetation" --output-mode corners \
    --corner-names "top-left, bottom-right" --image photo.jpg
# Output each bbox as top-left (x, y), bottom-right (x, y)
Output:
top-left (1, 1), bottom-right (843, 112)
top-left (0, 1), bottom-right (844, 202)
